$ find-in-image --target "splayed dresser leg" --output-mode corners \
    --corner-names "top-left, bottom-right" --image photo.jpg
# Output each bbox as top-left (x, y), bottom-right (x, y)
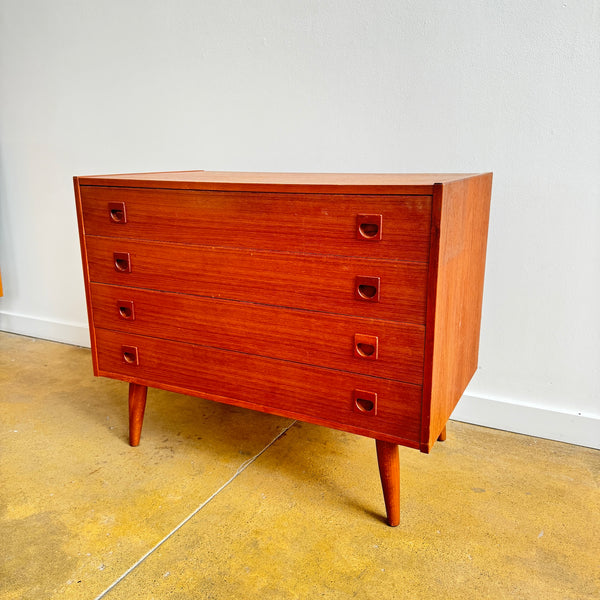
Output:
top-left (128, 383), bottom-right (148, 447)
top-left (375, 439), bottom-right (400, 526)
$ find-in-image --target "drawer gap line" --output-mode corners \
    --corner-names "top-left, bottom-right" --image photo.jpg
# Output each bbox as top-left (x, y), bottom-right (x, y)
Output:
top-left (80, 183), bottom-right (433, 197)
top-left (89, 285), bottom-right (427, 326)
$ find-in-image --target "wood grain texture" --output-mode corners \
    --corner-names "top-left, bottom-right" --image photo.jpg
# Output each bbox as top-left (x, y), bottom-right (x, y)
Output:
top-left (128, 383), bottom-right (147, 446)
top-left (90, 283), bottom-right (425, 384)
top-left (85, 236), bottom-right (428, 323)
top-left (80, 187), bottom-right (431, 262)
top-left (375, 440), bottom-right (400, 526)
top-left (77, 171), bottom-right (478, 194)
top-left (421, 173), bottom-right (492, 452)
top-left (74, 170), bottom-right (492, 525)
top-left (73, 177), bottom-right (99, 373)
top-left (95, 328), bottom-right (423, 444)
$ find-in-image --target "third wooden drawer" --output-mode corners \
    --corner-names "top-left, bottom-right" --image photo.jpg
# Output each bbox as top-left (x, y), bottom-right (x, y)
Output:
top-left (90, 283), bottom-right (425, 384)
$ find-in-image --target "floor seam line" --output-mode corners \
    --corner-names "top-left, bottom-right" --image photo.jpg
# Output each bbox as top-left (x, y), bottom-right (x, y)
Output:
top-left (93, 420), bottom-right (297, 600)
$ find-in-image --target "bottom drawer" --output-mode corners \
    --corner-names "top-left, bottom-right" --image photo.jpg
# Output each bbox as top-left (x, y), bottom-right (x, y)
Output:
top-left (94, 329), bottom-right (422, 445)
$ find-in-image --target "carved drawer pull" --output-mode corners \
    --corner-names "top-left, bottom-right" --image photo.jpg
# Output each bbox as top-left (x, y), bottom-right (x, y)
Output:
top-left (121, 345), bottom-right (139, 365)
top-left (117, 300), bottom-right (135, 321)
top-left (354, 334), bottom-right (379, 360)
top-left (356, 214), bottom-right (382, 241)
top-left (108, 202), bottom-right (127, 224)
top-left (355, 276), bottom-right (380, 302)
top-left (113, 252), bottom-right (131, 273)
top-left (353, 389), bottom-right (377, 415)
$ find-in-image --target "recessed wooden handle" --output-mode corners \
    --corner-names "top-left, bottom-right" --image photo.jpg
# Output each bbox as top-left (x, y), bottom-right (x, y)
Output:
top-left (355, 276), bottom-right (380, 302)
top-left (358, 285), bottom-right (377, 298)
top-left (117, 300), bottom-right (135, 320)
top-left (108, 202), bottom-right (127, 224)
top-left (122, 345), bottom-right (139, 365)
top-left (354, 334), bottom-right (379, 360)
top-left (356, 214), bottom-right (382, 241)
top-left (113, 252), bottom-right (131, 273)
top-left (353, 389), bottom-right (377, 415)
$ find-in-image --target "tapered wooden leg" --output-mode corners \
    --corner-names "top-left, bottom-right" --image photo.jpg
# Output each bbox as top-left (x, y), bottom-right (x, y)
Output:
top-left (375, 440), bottom-right (400, 527)
top-left (128, 383), bottom-right (148, 447)
top-left (438, 425), bottom-right (447, 442)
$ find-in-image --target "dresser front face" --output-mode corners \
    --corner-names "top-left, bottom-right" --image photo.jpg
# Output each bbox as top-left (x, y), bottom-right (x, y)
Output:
top-left (76, 182), bottom-right (437, 449)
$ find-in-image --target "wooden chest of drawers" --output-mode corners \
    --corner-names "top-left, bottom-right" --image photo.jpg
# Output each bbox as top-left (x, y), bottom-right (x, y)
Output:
top-left (74, 171), bottom-right (492, 526)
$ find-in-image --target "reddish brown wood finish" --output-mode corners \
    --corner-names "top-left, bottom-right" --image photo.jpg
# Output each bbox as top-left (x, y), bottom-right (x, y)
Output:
top-left (95, 328), bottom-right (422, 444)
top-left (375, 440), bottom-right (400, 527)
top-left (421, 174), bottom-right (492, 452)
top-left (128, 383), bottom-right (147, 446)
top-left (77, 171), bottom-right (478, 194)
top-left (85, 236), bottom-right (428, 323)
top-left (89, 283), bottom-right (425, 384)
top-left (438, 426), bottom-right (447, 442)
top-left (73, 178), bottom-right (99, 373)
top-left (74, 170), bottom-right (492, 525)
top-left (80, 187), bottom-right (432, 262)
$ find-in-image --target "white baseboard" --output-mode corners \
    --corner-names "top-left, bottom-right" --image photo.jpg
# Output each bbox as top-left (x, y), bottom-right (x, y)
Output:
top-left (1, 312), bottom-right (598, 450)
top-left (0, 310), bottom-right (90, 347)
top-left (452, 394), bottom-right (599, 450)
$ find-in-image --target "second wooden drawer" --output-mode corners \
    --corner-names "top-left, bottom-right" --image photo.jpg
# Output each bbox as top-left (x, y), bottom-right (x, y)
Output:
top-left (85, 237), bottom-right (428, 323)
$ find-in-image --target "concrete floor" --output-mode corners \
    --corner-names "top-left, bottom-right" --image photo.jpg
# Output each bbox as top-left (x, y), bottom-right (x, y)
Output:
top-left (0, 332), bottom-right (598, 599)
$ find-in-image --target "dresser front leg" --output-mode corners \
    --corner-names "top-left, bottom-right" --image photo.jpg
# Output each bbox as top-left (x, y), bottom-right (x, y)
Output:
top-left (375, 439), bottom-right (400, 527)
top-left (128, 383), bottom-right (148, 447)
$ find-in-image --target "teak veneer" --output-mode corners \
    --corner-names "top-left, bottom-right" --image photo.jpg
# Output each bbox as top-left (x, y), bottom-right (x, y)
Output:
top-left (74, 170), bottom-right (492, 526)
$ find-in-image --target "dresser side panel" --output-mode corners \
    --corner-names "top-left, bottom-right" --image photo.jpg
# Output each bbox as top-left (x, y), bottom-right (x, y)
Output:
top-left (73, 177), bottom-right (99, 374)
top-left (422, 174), bottom-right (492, 451)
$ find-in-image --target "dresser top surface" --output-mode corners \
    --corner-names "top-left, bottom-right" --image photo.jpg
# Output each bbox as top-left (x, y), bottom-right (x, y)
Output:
top-left (75, 170), bottom-right (487, 194)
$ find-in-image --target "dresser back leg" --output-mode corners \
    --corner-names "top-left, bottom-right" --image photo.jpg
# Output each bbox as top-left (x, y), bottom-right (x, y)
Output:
top-left (375, 439), bottom-right (400, 526)
top-left (128, 383), bottom-right (148, 446)
top-left (438, 425), bottom-right (447, 442)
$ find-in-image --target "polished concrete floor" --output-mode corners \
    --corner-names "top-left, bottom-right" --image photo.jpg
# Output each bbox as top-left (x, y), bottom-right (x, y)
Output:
top-left (1, 331), bottom-right (598, 599)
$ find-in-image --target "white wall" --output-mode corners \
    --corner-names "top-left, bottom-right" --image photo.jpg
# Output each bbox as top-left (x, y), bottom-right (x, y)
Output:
top-left (1, 1), bottom-right (598, 448)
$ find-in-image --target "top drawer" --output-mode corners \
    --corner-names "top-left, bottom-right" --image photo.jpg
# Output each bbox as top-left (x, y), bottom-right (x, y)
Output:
top-left (79, 186), bottom-right (432, 261)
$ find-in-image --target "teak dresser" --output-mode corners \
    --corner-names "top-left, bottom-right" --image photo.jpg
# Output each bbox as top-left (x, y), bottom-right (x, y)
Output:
top-left (74, 171), bottom-right (492, 526)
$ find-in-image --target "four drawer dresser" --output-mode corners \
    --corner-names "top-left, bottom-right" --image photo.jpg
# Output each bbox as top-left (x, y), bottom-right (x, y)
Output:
top-left (74, 171), bottom-right (492, 526)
